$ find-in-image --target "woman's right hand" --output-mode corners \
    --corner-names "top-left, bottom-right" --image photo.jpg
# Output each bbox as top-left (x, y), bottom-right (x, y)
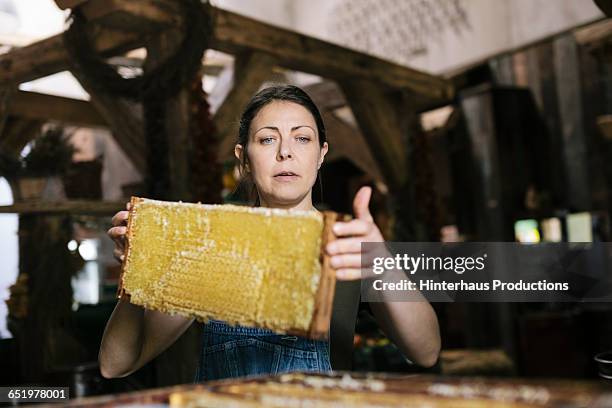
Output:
top-left (108, 202), bottom-right (131, 263)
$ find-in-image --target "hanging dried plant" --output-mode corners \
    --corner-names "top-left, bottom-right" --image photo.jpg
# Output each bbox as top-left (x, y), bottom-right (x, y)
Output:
top-left (22, 127), bottom-right (76, 177)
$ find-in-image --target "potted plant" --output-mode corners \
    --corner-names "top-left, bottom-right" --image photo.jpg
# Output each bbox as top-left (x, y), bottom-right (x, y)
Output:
top-left (7, 127), bottom-right (76, 200)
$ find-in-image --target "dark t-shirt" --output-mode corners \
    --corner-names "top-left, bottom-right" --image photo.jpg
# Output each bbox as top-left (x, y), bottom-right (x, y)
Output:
top-left (329, 280), bottom-right (361, 370)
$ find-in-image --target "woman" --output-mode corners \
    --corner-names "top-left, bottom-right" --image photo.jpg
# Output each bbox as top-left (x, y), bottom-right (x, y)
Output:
top-left (101, 85), bottom-right (440, 382)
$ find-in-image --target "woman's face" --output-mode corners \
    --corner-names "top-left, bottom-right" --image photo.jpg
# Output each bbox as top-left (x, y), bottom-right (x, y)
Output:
top-left (235, 100), bottom-right (328, 209)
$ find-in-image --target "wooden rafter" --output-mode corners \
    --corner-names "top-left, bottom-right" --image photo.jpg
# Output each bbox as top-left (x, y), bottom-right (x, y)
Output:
top-left (145, 28), bottom-right (191, 200)
top-left (0, 200), bottom-right (124, 215)
top-left (73, 0), bottom-right (180, 32)
top-left (0, 29), bottom-right (144, 86)
top-left (0, 117), bottom-right (43, 156)
top-left (55, 0), bottom-right (88, 9)
top-left (209, 8), bottom-right (452, 101)
top-left (304, 81), bottom-right (347, 111)
top-left (1, 3), bottom-right (452, 101)
top-left (0, 0), bottom-right (453, 192)
top-left (8, 91), bottom-right (106, 127)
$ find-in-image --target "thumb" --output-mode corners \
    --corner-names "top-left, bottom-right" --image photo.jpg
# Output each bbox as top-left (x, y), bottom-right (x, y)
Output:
top-left (353, 186), bottom-right (373, 222)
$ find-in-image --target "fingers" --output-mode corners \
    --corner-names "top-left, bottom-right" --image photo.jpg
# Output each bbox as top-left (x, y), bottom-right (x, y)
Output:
top-left (330, 253), bottom-right (361, 269)
top-left (333, 219), bottom-right (372, 237)
top-left (113, 248), bottom-right (125, 263)
top-left (107, 226), bottom-right (127, 241)
top-left (326, 237), bottom-right (362, 255)
top-left (111, 211), bottom-right (129, 227)
top-left (353, 186), bottom-right (373, 222)
top-left (336, 268), bottom-right (361, 281)
top-left (108, 203), bottom-right (131, 264)
top-left (107, 226), bottom-right (127, 263)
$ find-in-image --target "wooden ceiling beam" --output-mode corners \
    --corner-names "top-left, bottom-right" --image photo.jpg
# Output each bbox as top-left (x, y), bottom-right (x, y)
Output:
top-left (8, 91), bottom-right (106, 127)
top-left (75, 0), bottom-right (181, 32)
top-left (303, 81), bottom-right (347, 111)
top-left (2, 3), bottom-right (452, 102)
top-left (0, 117), bottom-right (43, 156)
top-left (209, 7), bottom-right (453, 101)
top-left (0, 0), bottom-right (175, 85)
top-left (54, 0), bottom-right (88, 9)
top-left (0, 29), bottom-right (143, 86)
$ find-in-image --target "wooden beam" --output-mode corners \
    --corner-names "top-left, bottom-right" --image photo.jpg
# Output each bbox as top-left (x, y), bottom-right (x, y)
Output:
top-left (1, 0), bottom-right (174, 86)
top-left (554, 33), bottom-right (590, 210)
top-left (8, 91), bottom-right (106, 127)
top-left (1, 1), bottom-right (178, 84)
top-left (0, 200), bottom-right (124, 215)
top-left (209, 7), bottom-right (453, 101)
top-left (217, 51), bottom-right (276, 159)
top-left (338, 80), bottom-right (407, 188)
top-left (0, 85), bottom-right (15, 138)
top-left (0, 29), bottom-right (143, 86)
top-left (144, 28), bottom-right (191, 201)
top-left (76, 0), bottom-right (181, 32)
top-left (1, 4), bottom-right (451, 103)
top-left (575, 19), bottom-right (612, 45)
top-left (304, 81), bottom-right (347, 111)
top-left (0, 118), bottom-right (42, 156)
top-left (54, 0), bottom-right (88, 9)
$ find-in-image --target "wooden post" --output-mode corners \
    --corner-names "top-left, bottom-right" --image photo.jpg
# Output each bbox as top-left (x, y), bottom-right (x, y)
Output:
top-left (554, 33), bottom-right (591, 211)
top-left (534, 43), bottom-right (566, 208)
top-left (458, 88), bottom-right (506, 241)
top-left (338, 80), bottom-right (407, 190)
top-left (0, 85), bottom-right (16, 139)
top-left (8, 91), bottom-right (106, 127)
top-left (144, 29), bottom-right (192, 202)
top-left (142, 29), bottom-right (200, 386)
top-left (14, 215), bottom-right (82, 382)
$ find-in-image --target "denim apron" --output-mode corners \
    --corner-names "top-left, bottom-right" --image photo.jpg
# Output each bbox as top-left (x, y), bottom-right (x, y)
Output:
top-left (193, 319), bottom-right (332, 382)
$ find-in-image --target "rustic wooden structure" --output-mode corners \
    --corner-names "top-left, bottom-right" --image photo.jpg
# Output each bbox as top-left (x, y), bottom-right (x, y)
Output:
top-left (0, 0), bottom-right (452, 197)
top-left (0, 0), bottom-right (452, 386)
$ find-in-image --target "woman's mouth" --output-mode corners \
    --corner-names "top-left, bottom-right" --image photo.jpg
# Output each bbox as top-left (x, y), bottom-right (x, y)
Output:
top-left (274, 172), bottom-right (299, 182)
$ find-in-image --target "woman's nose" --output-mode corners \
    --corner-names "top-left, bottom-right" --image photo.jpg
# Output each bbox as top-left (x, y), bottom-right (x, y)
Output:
top-left (277, 143), bottom-right (293, 160)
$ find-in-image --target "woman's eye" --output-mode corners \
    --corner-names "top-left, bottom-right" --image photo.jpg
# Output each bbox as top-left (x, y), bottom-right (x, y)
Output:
top-left (296, 136), bottom-right (311, 143)
top-left (260, 137), bottom-right (275, 145)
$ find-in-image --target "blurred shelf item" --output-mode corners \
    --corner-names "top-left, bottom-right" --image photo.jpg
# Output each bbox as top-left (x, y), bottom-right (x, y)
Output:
top-left (0, 200), bottom-right (124, 215)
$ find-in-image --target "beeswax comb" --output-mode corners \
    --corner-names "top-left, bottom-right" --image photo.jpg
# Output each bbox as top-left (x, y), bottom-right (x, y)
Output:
top-left (117, 197), bottom-right (348, 339)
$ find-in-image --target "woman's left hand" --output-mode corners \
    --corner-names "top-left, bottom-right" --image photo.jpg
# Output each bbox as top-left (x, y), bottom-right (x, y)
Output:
top-left (325, 186), bottom-right (385, 280)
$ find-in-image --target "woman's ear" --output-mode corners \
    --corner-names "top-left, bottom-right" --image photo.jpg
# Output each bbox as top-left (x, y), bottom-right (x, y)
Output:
top-left (234, 144), bottom-right (243, 162)
top-left (235, 144), bottom-right (250, 173)
top-left (318, 142), bottom-right (329, 169)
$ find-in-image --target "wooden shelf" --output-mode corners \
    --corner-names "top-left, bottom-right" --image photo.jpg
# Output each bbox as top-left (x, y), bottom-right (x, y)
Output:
top-left (0, 200), bottom-right (126, 215)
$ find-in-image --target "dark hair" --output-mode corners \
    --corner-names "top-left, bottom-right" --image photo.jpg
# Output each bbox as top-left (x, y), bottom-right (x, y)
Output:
top-left (234, 85), bottom-right (326, 205)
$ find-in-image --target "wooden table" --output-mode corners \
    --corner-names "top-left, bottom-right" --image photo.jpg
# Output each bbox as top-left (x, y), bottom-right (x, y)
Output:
top-left (37, 371), bottom-right (612, 407)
